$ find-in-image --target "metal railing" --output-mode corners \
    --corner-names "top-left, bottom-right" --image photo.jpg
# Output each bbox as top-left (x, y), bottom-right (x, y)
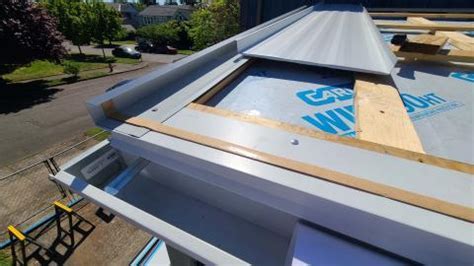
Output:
top-left (0, 130), bottom-right (108, 245)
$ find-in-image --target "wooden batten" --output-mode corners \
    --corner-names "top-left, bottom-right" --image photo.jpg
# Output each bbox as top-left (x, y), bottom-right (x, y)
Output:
top-left (370, 12), bottom-right (474, 19)
top-left (407, 17), bottom-right (474, 51)
top-left (375, 21), bottom-right (474, 31)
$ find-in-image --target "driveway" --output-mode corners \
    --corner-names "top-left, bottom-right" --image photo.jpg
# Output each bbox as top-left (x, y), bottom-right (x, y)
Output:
top-left (0, 64), bottom-right (162, 167)
top-left (65, 42), bottom-right (187, 64)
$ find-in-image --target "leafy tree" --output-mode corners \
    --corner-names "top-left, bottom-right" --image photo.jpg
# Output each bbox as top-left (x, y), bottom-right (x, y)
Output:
top-left (43, 0), bottom-right (94, 55)
top-left (91, 2), bottom-right (123, 46)
top-left (188, 0), bottom-right (240, 50)
top-left (137, 20), bottom-right (181, 46)
top-left (0, 0), bottom-right (66, 65)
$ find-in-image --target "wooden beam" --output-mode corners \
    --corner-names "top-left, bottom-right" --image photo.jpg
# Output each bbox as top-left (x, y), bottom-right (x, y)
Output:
top-left (436, 31), bottom-right (474, 51)
top-left (354, 76), bottom-right (425, 153)
top-left (370, 12), bottom-right (474, 19)
top-left (194, 59), bottom-right (254, 104)
top-left (393, 48), bottom-right (474, 63)
top-left (407, 17), bottom-right (474, 51)
top-left (102, 101), bottom-right (474, 223)
top-left (400, 34), bottom-right (448, 54)
top-left (375, 21), bottom-right (474, 31)
top-left (186, 103), bottom-right (474, 174)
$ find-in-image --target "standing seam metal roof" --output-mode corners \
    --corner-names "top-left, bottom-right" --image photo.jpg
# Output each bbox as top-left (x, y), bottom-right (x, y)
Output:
top-left (243, 4), bottom-right (397, 75)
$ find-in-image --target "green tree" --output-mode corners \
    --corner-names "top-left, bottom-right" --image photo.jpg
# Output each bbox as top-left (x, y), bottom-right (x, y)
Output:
top-left (188, 0), bottom-right (240, 50)
top-left (90, 2), bottom-right (122, 71)
top-left (43, 0), bottom-right (93, 55)
top-left (137, 20), bottom-right (181, 46)
top-left (0, 0), bottom-right (66, 65)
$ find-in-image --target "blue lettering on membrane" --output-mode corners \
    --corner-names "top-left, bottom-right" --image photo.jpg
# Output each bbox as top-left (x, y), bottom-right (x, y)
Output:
top-left (296, 83), bottom-right (353, 106)
top-left (450, 72), bottom-right (474, 83)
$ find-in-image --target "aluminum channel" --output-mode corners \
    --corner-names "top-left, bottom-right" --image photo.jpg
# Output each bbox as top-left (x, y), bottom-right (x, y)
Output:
top-left (243, 4), bottom-right (397, 75)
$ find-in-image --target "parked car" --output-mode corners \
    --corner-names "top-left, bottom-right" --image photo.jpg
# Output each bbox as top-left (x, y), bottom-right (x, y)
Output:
top-left (135, 41), bottom-right (177, 54)
top-left (112, 46), bottom-right (141, 59)
top-left (154, 45), bottom-right (177, 55)
top-left (135, 41), bottom-right (154, 53)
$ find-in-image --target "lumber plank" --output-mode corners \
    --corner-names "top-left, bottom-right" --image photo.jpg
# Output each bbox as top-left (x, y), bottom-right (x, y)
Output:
top-left (436, 31), bottom-right (474, 51)
top-left (187, 103), bottom-right (473, 174)
top-left (370, 12), bottom-right (474, 19)
top-left (400, 34), bottom-right (448, 54)
top-left (102, 101), bottom-right (474, 223)
top-left (407, 17), bottom-right (474, 51)
top-left (392, 48), bottom-right (474, 63)
top-left (354, 76), bottom-right (425, 153)
top-left (375, 21), bottom-right (474, 31)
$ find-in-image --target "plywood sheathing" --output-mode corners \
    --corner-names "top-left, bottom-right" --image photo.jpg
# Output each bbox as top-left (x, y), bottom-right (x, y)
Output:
top-left (354, 75), bottom-right (425, 153)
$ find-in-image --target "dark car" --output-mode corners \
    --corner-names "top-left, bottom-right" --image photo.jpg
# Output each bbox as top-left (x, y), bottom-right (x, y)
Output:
top-left (112, 46), bottom-right (141, 59)
top-left (136, 41), bottom-right (177, 54)
top-left (154, 45), bottom-right (177, 55)
top-left (135, 41), bottom-right (154, 53)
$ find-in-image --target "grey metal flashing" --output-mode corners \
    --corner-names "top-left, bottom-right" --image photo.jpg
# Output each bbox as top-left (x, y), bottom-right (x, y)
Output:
top-left (243, 4), bottom-right (397, 75)
top-left (165, 107), bottom-right (473, 208)
top-left (108, 131), bottom-right (473, 265)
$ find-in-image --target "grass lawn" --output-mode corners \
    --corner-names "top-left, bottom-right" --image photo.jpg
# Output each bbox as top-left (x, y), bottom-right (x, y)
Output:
top-left (0, 250), bottom-right (12, 266)
top-left (2, 54), bottom-right (140, 83)
top-left (178, 50), bottom-right (195, 55)
top-left (111, 40), bottom-right (137, 46)
top-left (84, 127), bottom-right (110, 141)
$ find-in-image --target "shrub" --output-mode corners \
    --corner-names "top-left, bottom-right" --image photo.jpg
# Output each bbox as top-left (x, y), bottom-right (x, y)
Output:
top-left (63, 62), bottom-right (80, 77)
top-left (136, 20), bottom-right (180, 46)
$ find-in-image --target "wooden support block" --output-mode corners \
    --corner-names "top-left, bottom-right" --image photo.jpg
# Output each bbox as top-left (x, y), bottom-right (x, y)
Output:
top-left (7, 225), bottom-right (26, 241)
top-left (375, 21), bottom-right (474, 31)
top-left (392, 47), bottom-right (474, 63)
top-left (354, 76), bottom-right (424, 153)
top-left (370, 12), bottom-right (474, 19)
top-left (54, 201), bottom-right (73, 213)
top-left (407, 17), bottom-right (474, 51)
top-left (400, 34), bottom-right (448, 54)
top-left (436, 31), bottom-right (474, 51)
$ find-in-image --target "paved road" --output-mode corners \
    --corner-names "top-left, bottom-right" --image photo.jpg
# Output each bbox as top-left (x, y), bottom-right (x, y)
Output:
top-left (0, 64), bottom-right (162, 167)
